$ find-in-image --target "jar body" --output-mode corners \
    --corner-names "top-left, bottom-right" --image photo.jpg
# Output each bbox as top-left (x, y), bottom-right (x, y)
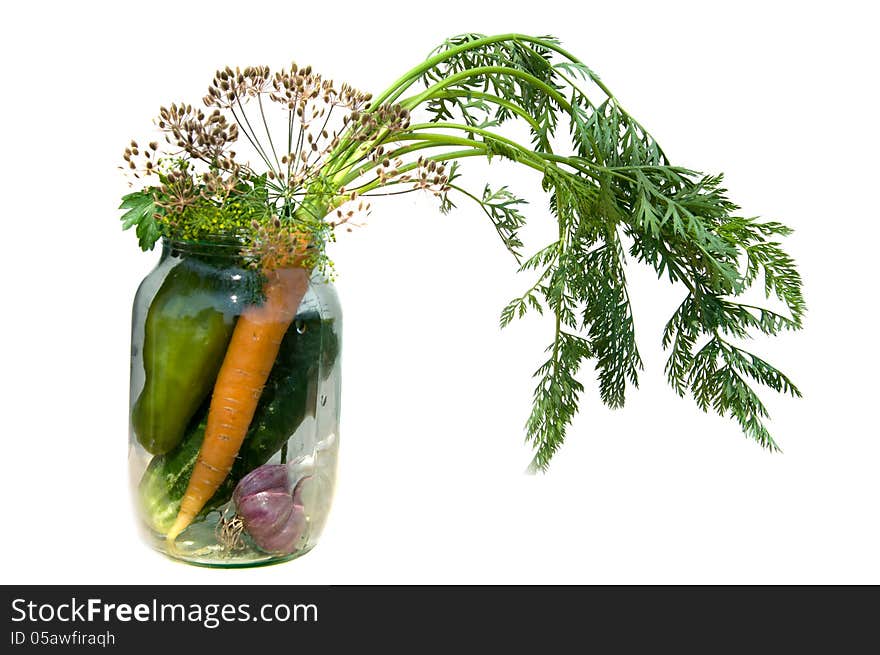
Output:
top-left (129, 239), bottom-right (341, 567)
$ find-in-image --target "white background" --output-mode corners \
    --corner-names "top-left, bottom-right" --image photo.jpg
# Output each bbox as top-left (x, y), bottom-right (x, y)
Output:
top-left (1, 1), bottom-right (877, 584)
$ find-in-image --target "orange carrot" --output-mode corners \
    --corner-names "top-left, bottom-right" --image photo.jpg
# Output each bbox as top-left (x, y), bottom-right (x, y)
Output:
top-left (165, 266), bottom-right (310, 543)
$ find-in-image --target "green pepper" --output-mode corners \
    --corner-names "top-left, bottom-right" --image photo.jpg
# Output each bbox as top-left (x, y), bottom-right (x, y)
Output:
top-left (138, 311), bottom-right (338, 534)
top-left (132, 258), bottom-right (240, 455)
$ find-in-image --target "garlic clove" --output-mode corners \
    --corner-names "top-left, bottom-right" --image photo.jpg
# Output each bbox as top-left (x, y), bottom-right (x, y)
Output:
top-left (255, 504), bottom-right (307, 554)
top-left (237, 491), bottom-right (294, 544)
top-left (233, 464), bottom-right (291, 507)
top-left (233, 463), bottom-right (312, 554)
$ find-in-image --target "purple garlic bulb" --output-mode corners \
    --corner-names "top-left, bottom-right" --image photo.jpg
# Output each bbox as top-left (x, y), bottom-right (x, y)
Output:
top-left (233, 464), bottom-right (310, 555)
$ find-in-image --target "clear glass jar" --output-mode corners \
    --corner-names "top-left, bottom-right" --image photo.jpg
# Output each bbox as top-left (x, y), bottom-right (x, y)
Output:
top-left (129, 237), bottom-right (341, 567)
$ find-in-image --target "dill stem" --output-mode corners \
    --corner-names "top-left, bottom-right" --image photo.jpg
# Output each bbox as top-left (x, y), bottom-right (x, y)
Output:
top-left (234, 97), bottom-right (276, 174)
top-left (290, 123), bottom-right (306, 181)
top-left (258, 94), bottom-right (282, 172)
top-left (230, 104), bottom-right (275, 174)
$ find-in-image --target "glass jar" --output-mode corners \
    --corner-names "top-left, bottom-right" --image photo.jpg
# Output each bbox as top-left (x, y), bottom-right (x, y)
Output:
top-left (129, 237), bottom-right (341, 567)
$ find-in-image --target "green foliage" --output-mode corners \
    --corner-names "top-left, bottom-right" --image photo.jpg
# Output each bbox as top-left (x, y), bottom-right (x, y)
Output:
top-left (422, 33), bottom-right (565, 152)
top-left (401, 34), bottom-right (805, 469)
top-left (120, 34), bottom-right (805, 469)
top-left (438, 161), bottom-right (462, 214)
top-left (526, 331), bottom-right (591, 471)
top-left (578, 240), bottom-right (642, 409)
top-left (455, 184), bottom-right (529, 262)
top-left (119, 190), bottom-right (161, 250)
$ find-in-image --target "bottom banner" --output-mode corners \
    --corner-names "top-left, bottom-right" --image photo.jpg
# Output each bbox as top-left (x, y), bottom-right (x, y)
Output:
top-left (1, 585), bottom-right (875, 650)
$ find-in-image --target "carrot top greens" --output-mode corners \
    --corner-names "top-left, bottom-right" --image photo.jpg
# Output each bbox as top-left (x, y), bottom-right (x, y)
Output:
top-left (120, 33), bottom-right (804, 470)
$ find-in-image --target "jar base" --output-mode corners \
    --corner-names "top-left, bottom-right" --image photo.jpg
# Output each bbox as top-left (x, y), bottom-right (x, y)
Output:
top-left (141, 515), bottom-right (316, 568)
top-left (149, 538), bottom-right (316, 569)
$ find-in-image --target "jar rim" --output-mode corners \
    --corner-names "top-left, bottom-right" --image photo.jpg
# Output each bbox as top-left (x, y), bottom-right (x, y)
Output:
top-left (161, 234), bottom-right (248, 257)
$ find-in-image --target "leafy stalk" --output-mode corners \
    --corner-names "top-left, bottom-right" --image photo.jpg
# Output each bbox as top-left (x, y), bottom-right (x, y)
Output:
top-left (122, 34), bottom-right (805, 469)
top-left (350, 33), bottom-right (804, 469)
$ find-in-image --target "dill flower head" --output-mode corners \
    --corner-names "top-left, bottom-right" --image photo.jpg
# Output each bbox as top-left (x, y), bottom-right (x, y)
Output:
top-left (244, 218), bottom-right (313, 270)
